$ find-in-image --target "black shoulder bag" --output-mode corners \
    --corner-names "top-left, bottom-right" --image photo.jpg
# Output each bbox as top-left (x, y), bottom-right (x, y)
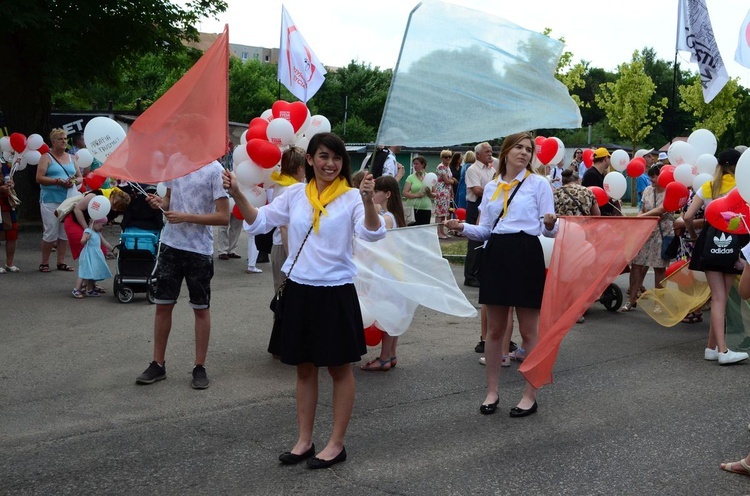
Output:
top-left (270, 225), bottom-right (314, 319)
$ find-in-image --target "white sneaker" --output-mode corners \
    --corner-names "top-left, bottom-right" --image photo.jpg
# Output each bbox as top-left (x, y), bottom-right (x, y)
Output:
top-left (704, 347), bottom-right (719, 361)
top-left (718, 349), bottom-right (749, 365)
top-left (479, 356), bottom-right (486, 365)
top-left (501, 355), bottom-right (510, 367)
top-left (245, 267), bottom-right (262, 274)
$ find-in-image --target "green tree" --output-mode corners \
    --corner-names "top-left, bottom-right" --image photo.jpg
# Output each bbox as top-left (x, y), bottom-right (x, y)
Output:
top-left (228, 58), bottom-right (290, 123)
top-left (332, 115), bottom-right (375, 143)
top-left (678, 76), bottom-right (740, 141)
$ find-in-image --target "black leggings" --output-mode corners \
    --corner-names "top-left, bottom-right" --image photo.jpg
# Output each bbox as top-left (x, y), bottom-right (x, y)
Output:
top-left (414, 209), bottom-right (432, 225)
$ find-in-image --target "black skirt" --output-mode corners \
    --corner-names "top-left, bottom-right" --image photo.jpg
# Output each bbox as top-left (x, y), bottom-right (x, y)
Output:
top-left (478, 232), bottom-right (546, 308)
top-left (268, 280), bottom-right (367, 366)
top-left (688, 227), bottom-right (749, 275)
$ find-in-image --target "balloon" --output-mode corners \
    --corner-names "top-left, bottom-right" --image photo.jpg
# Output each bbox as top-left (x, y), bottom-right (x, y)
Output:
top-left (37, 143), bottom-right (50, 155)
top-left (246, 139), bottom-right (282, 168)
top-left (359, 299), bottom-right (375, 328)
top-left (551, 138), bottom-right (565, 165)
top-left (673, 163), bottom-right (697, 187)
top-left (235, 159), bottom-right (267, 187)
top-left (667, 141), bottom-right (698, 167)
top-left (657, 165), bottom-right (676, 189)
top-left (537, 235), bottom-right (554, 268)
top-left (537, 138), bottom-right (559, 165)
top-left (610, 150), bottom-right (629, 172)
top-left (23, 150), bottom-right (41, 166)
top-left (240, 130), bottom-right (248, 145)
top-left (233, 142), bottom-right (250, 165)
top-left (87, 195), bottom-right (111, 220)
top-left (84, 172), bottom-right (106, 190)
top-left (9, 133), bottom-right (26, 153)
top-left (74, 149), bottom-right (94, 169)
top-left (272, 100), bottom-right (309, 133)
top-left (603, 171), bottom-right (626, 200)
top-left (626, 157), bottom-right (647, 178)
top-left (588, 186), bottom-right (608, 207)
top-left (231, 204), bottom-right (244, 220)
top-left (695, 153), bottom-right (718, 175)
top-left (688, 128), bottom-right (717, 156)
top-left (0, 136), bottom-right (11, 153)
top-left (692, 173), bottom-right (713, 193)
top-left (84, 117), bottom-right (126, 162)
top-left (534, 136), bottom-right (546, 147)
top-left (266, 118), bottom-right (295, 147)
top-left (454, 207), bottom-right (466, 221)
top-left (296, 107), bottom-right (312, 137)
top-left (27, 134), bottom-right (44, 151)
top-left (156, 183), bottom-right (168, 197)
top-left (423, 172), bottom-right (438, 189)
top-left (295, 135), bottom-right (310, 153)
top-left (260, 108), bottom-right (274, 122)
top-left (306, 115), bottom-right (331, 137)
top-left (364, 324), bottom-right (383, 346)
top-left (704, 191), bottom-right (750, 234)
top-left (2, 151), bottom-right (12, 162)
top-left (663, 182), bottom-right (690, 211)
top-left (241, 184), bottom-right (267, 208)
top-left (735, 148), bottom-right (750, 204)
top-left (247, 119), bottom-right (269, 141)
top-left (15, 156), bottom-right (28, 171)
top-left (582, 149), bottom-right (594, 167)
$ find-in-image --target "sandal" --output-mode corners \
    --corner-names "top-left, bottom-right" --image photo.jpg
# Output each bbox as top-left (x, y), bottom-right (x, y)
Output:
top-left (39, 264), bottom-right (51, 273)
top-left (71, 289), bottom-right (84, 299)
top-left (721, 458), bottom-right (750, 477)
top-left (5, 265), bottom-right (19, 272)
top-left (56, 263), bottom-right (74, 271)
top-left (360, 357), bottom-right (392, 371)
top-left (93, 284), bottom-right (107, 294)
top-left (619, 302), bottom-right (637, 312)
top-left (389, 356), bottom-right (397, 368)
top-left (681, 312), bottom-right (703, 324)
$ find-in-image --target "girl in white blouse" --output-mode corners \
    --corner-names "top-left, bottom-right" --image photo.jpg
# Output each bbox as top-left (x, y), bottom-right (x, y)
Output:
top-left (225, 132), bottom-right (385, 469)
top-left (445, 132), bottom-right (557, 418)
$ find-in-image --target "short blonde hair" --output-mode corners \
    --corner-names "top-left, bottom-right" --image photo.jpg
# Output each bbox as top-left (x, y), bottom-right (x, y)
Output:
top-left (463, 150), bottom-right (476, 164)
top-left (50, 128), bottom-right (67, 142)
top-left (440, 149), bottom-right (452, 159)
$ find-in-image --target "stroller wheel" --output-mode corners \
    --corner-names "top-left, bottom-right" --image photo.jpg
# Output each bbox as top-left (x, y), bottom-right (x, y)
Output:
top-left (117, 286), bottom-right (134, 304)
top-left (147, 287), bottom-right (156, 304)
top-left (599, 283), bottom-right (623, 312)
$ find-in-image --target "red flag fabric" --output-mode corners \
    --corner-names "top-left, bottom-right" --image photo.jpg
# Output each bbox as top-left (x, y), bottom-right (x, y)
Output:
top-left (95, 26), bottom-right (229, 183)
top-left (519, 217), bottom-right (658, 389)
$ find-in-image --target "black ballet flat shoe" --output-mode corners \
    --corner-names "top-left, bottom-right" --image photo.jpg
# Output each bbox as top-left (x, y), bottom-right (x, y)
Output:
top-left (509, 401), bottom-right (538, 418)
top-left (479, 399), bottom-right (500, 415)
top-left (279, 444), bottom-right (315, 465)
top-left (306, 447), bottom-right (347, 469)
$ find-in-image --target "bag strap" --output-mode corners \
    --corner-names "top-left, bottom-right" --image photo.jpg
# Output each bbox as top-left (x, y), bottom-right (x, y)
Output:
top-left (48, 153), bottom-right (74, 179)
top-left (655, 188), bottom-right (665, 240)
top-left (285, 225), bottom-right (314, 280)
top-left (491, 174), bottom-right (528, 230)
top-left (560, 186), bottom-right (587, 215)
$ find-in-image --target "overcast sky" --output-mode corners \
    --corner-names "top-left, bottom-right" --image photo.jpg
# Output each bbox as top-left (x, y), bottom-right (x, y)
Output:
top-left (189, 0), bottom-right (750, 87)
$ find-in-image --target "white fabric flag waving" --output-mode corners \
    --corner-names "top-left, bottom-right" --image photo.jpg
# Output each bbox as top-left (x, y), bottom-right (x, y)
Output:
top-left (278, 6), bottom-right (327, 103)
top-left (735, 8), bottom-right (750, 69)
top-left (676, 0), bottom-right (729, 103)
top-left (376, 0), bottom-right (581, 148)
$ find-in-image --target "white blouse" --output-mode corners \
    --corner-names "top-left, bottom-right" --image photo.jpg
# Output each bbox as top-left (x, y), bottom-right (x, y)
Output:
top-left (462, 170), bottom-right (558, 240)
top-left (244, 183), bottom-right (386, 286)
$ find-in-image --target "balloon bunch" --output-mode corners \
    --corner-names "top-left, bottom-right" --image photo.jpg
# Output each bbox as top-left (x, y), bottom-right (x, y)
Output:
top-left (230, 100), bottom-right (331, 218)
top-left (535, 136), bottom-right (566, 167)
top-left (0, 132), bottom-right (48, 176)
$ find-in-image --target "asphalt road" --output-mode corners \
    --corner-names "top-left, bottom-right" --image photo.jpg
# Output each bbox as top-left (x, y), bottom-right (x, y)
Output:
top-left (2, 227), bottom-right (750, 495)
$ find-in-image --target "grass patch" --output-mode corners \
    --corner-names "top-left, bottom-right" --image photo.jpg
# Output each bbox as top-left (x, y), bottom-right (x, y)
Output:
top-left (441, 239), bottom-right (467, 264)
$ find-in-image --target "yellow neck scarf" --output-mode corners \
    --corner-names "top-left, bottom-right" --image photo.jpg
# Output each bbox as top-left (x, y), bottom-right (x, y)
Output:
top-left (270, 171), bottom-right (299, 187)
top-left (490, 170), bottom-right (530, 217)
top-left (700, 173), bottom-right (735, 199)
top-left (305, 176), bottom-right (352, 233)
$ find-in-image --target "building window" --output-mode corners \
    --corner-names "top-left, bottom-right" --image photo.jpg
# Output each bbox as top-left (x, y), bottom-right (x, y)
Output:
top-left (241, 52), bottom-right (248, 60)
top-left (253, 53), bottom-right (259, 59)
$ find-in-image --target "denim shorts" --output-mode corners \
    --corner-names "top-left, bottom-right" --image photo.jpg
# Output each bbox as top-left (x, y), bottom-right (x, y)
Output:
top-left (154, 245), bottom-right (214, 309)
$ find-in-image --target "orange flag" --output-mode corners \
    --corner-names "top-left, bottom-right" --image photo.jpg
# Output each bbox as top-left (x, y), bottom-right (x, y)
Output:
top-left (95, 26), bottom-right (229, 183)
top-left (519, 217), bottom-right (658, 389)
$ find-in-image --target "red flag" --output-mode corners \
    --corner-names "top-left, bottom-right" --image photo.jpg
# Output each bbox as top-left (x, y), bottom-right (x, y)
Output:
top-left (519, 217), bottom-right (658, 389)
top-left (95, 26), bottom-right (229, 183)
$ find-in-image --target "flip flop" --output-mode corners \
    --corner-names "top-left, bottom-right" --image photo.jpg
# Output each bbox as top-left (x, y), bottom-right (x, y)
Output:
top-left (39, 264), bottom-right (51, 273)
top-left (360, 357), bottom-right (392, 371)
top-left (56, 263), bottom-right (75, 272)
top-left (721, 458), bottom-right (750, 477)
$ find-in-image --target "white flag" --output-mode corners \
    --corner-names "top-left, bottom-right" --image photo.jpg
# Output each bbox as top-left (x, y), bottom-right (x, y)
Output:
top-left (735, 8), bottom-right (750, 69)
top-left (278, 6), bottom-right (326, 103)
top-left (676, 0), bottom-right (729, 103)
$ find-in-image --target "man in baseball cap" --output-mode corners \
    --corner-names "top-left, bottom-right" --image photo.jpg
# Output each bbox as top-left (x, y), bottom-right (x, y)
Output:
top-left (582, 147), bottom-right (622, 216)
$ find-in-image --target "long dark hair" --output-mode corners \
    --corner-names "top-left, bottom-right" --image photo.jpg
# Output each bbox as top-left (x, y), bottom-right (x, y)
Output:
top-left (374, 175), bottom-right (406, 227)
top-left (305, 132), bottom-right (352, 186)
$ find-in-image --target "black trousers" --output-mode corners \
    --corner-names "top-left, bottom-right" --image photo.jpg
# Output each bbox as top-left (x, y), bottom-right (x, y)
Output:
top-left (464, 199), bottom-right (481, 282)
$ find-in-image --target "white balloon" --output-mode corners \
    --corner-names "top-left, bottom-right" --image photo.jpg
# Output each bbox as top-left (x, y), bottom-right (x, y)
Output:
top-left (306, 115), bottom-right (331, 137)
top-left (266, 118), bottom-right (295, 147)
top-left (156, 182), bottom-right (168, 197)
top-left (87, 195), bottom-right (111, 220)
top-left (687, 128), bottom-right (717, 156)
top-left (673, 163), bottom-right (697, 187)
top-left (296, 108), bottom-right (312, 137)
top-left (84, 117), bottom-right (126, 163)
top-left (735, 148), bottom-right (750, 204)
top-left (261, 109), bottom-right (273, 122)
top-left (537, 235), bottom-right (555, 268)
top-left (23, 150), bottom-right (42, 165)
top-left (423, 172), bottom-right (438, 189)
top-left (1, 150), bottom-right (12, 162)
top-left (0, 136), bottom-right (11, 153)
top-left (667, 141), bottom-right (698, 167)
top-left (295, 135), bottom-right (310, 153)
top-left (228, 197), bottom-right (236, 213)
top-left (27, 134), bottom-right (44, 151)
top-left (692, 173), bottom-right (713, 192)
top-left (240, 129), bottom-right (248, 145)
top-left (74, 149), bottom-right (94, 169)
top-left (235, 159), bottom-right (266, 187)
top-left (603, 171), bottom-right (627, 200)
top-left (15, 155), bottom-right (28, 171)
top-left (359, 298), bottom-right (375, 328)
top-left (243, 185), bottom-right (267, 208)
top-left (551, 137), bottom-right (565, 165)
top-left (695, 153), bottom-right (718, 175)
top-left (610, 149), bottom-right (629, 172)
top-left (233, 143), bottom-right (250, 165)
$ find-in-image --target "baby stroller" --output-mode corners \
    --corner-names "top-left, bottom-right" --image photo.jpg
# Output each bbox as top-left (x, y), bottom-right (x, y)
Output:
top-left (113, 184), bottom-right (164, 303)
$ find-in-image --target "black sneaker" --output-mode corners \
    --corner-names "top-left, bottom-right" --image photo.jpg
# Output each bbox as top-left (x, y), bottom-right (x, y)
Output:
top-left (474, 340), bottom-right (485, 353)
top-left (192, 365), bottom-right (210, 389)
top-left (136, 361), bottom-right (166, 385)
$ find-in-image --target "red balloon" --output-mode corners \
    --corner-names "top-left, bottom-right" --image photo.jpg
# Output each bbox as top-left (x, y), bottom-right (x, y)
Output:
top-left (9, 133), bottom-right (26, 153)
top-left (232, 204), bottom-right (244, 220)
top-left (663, 181), bottom-right (690, 212)
top-left (247, 119), bottom-right (269, 141)
top-left (534, 136), bottom-right (546, 147)
top-left (37, 143), bottom-right (50, 155)
top-left (657, 166), bottom-right (675, 189)
top-left (272, 100), bottom-right (309, 133)
top-left (537, 138), bottom-right (559, 165)
top-left (364, 324), bottom-right (383, 346)
top-left (704, 189), bottom-right (750, 234)
top-left (665, 259), bottom-right (688, 279)
top-left (246, 139), bottom-right (282, 169)
top-left (588, 186), bottom-right (608, 207)
top-left (582, 149), bottom-right (594, 167)
top-left (454, 207), bottom-right (466, 221)
top-left (626, 157), bottom-right (646, 178)
top-left (84, 172), bottom-right (106, 190)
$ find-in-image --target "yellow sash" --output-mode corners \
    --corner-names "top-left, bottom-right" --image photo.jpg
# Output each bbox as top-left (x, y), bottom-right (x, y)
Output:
top-left (270, 171), bottom-right (299, 187)
top-left (305, 176), bottom-right (352, 233)
top-left (700, 174), bottom-right (735, 200)
top-left (489, 170), bottom-right (530, 217)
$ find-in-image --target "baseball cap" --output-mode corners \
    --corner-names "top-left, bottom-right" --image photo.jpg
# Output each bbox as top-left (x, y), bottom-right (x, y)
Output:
top-left (658, 152), bottom-right (668, 161)
top-left (634, 149), bottom-right (649, 158)
top-left (718, 148), bottom-right (741, 166)
top-left (593, 147), bottom-right (610, 159)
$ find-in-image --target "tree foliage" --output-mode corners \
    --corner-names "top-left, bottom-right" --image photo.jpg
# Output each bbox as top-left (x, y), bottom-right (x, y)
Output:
top-left (679, 76), bottom-right (740, 141)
